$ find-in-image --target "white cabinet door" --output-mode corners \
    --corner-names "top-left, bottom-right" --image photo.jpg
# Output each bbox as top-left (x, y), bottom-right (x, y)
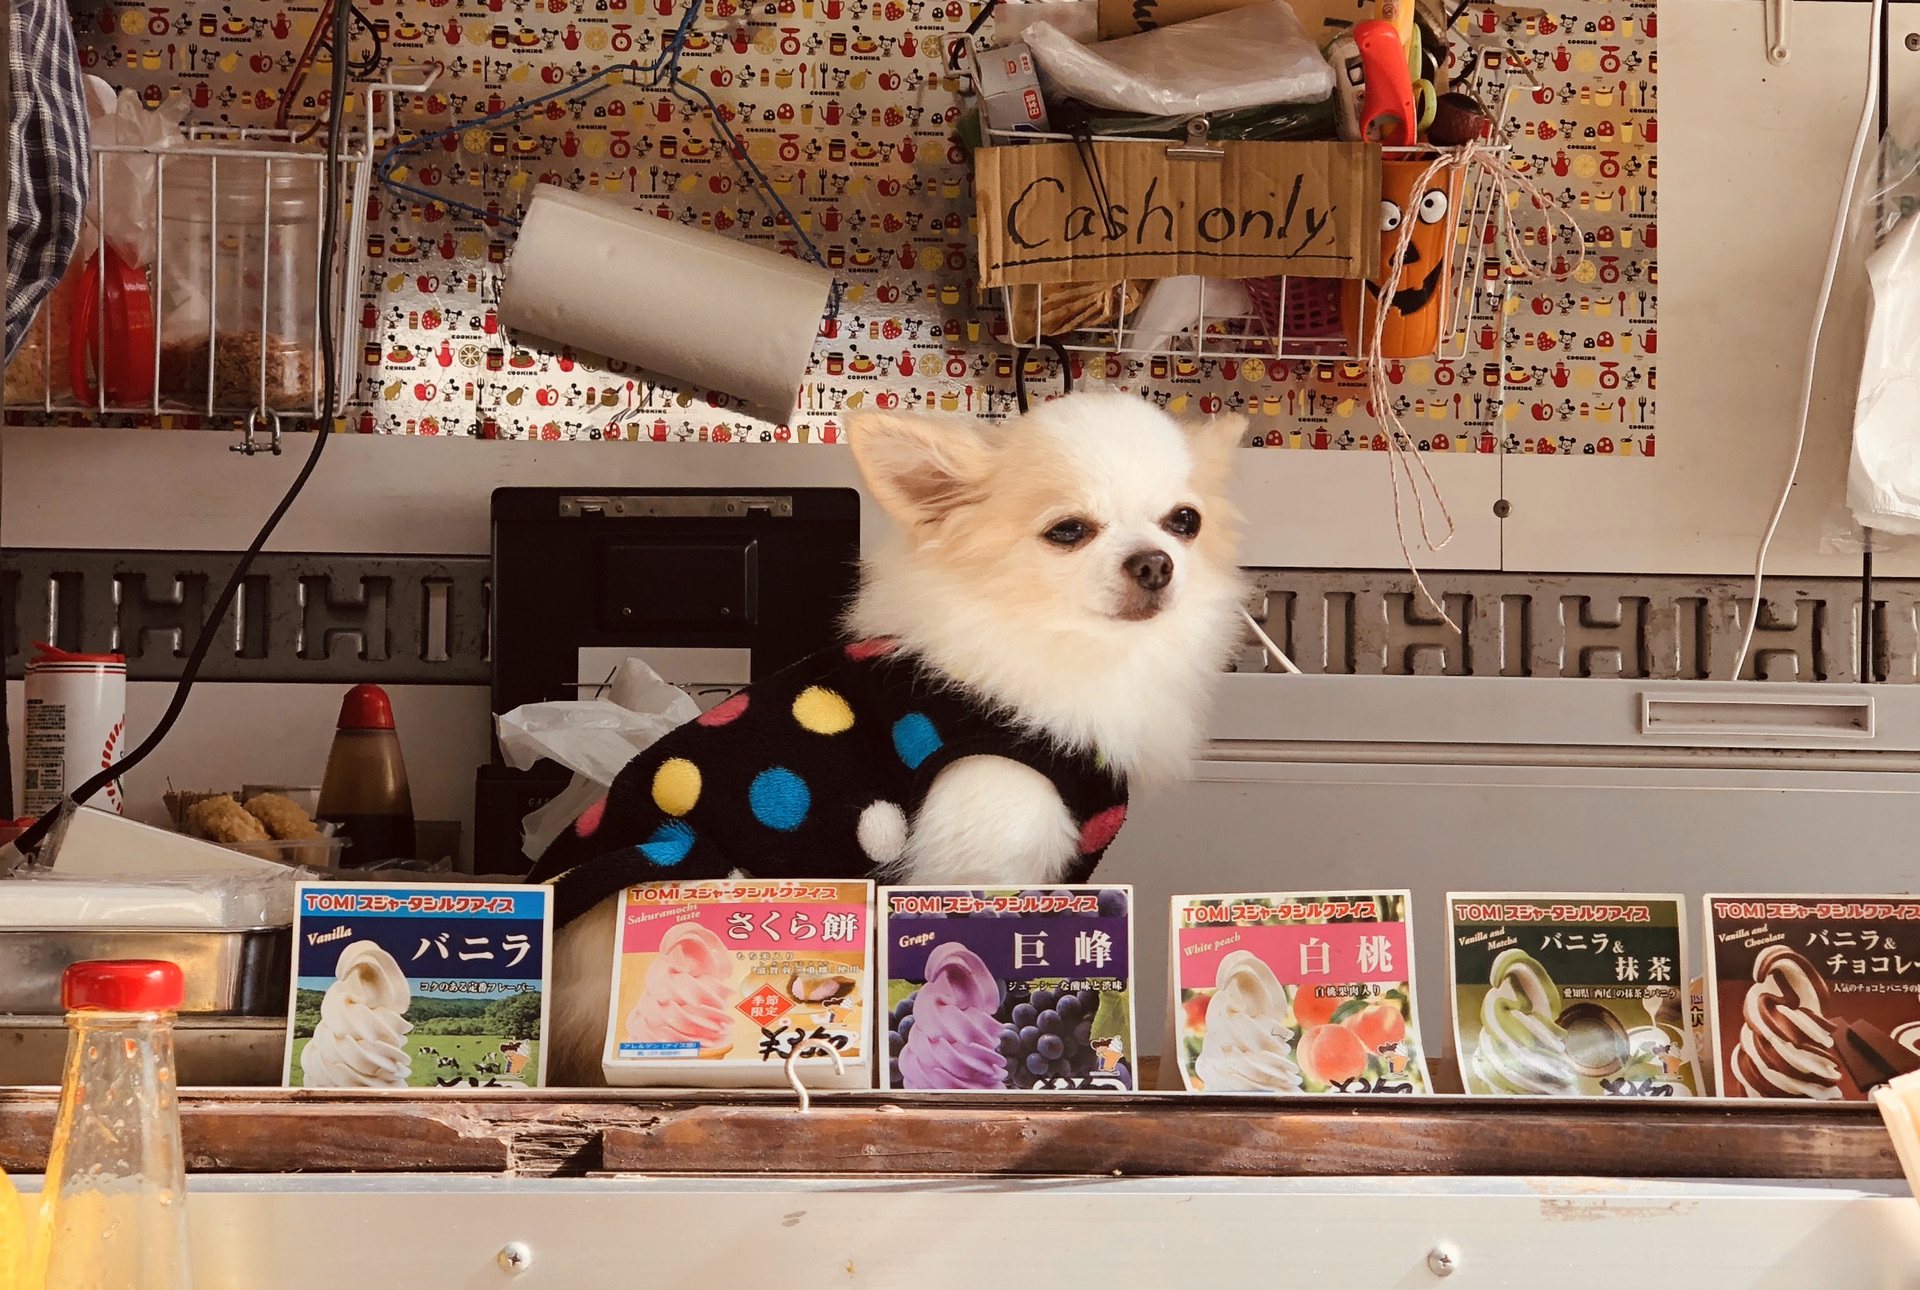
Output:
top-left (1503, 0), bottom-right (1915, 576)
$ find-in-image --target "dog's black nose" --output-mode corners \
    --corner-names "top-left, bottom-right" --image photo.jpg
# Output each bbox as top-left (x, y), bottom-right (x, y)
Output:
top-left (1124, 550), bottom-right (1173, 591)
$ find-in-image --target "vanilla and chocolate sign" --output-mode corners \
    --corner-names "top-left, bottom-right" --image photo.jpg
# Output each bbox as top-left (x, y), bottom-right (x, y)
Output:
top-left (974, 141), bottom-right (1379, 287)
top-left (1706, 896), bottom-right (1920, 1101)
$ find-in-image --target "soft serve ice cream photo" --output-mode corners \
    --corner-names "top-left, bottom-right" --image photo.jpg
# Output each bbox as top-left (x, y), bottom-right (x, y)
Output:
top-left (286, 883), bottom-right (554, 1089)
top-left (1705, 895), bottom-right (1920, 1100)
top-left (880, 886), bottom-right (1136, 1092)
top-left (603, 880), bottom-right (873, 1088)
top-left (1173, 892), bottom-right (1429, 1094)
top-left (1450, 893), bottom-right (1699, 1098)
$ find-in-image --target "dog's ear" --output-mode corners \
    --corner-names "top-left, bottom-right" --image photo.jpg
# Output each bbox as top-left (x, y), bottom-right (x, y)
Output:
top-left (849, 412), bottom-right (993, 529)
top-left (1184, 412), bottom-right (1247, 493)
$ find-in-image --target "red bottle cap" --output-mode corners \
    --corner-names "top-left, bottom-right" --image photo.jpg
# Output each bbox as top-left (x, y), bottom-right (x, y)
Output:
top-left (336, 683), bottom-right (396, 730)
top-left (31, 642), bottom-right (126, 665)
top-left (63, 960), bottom-right (186, 1012)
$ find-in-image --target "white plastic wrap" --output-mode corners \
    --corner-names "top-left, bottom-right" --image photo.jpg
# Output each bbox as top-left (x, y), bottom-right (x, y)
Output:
top-left (496, 657), bottom-right (702, 861)
top-left (0, 867), bottom-right (291, 928)
top-left (1848, 211), bottom-right (1920, 536)
top-left (1021, 2), bottom-right (1334, 117)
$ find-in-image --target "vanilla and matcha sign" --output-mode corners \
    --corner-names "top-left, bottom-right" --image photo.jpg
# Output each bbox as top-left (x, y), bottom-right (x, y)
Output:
top-left (974, 141), bottom-right (1379, 287)
top-left (1448, 894), bottom-right (1701, 1098)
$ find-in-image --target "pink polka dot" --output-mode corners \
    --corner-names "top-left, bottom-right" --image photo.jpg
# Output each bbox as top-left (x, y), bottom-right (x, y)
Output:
top-left (698, 692), bottom-right (750, 727)
top-left (845, 637), bottom-right (899, 662)
top-left (574, 797), bottom-right (608, 838)
top-left (1078, 805), bottom-right (1127, 855)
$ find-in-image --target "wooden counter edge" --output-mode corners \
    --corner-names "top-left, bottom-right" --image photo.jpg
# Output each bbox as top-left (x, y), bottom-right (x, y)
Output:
top-left (0, 1090), bottom-right (1897, 1180)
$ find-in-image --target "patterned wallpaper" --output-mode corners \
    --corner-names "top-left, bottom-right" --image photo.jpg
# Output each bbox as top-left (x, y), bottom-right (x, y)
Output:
top-left (66, 0), bottom-right (1654, 447)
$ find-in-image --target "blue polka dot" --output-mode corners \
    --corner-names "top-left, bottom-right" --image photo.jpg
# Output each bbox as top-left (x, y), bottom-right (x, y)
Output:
top-left (749, 767), bottom-right (811, 832)
top-left (639, 820), bottom-right (695, 866)
top-left (892, 713), bottom-right (942, 769)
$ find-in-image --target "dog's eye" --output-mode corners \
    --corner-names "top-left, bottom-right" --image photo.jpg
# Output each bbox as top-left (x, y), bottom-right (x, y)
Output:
top-left (1042, 518), bottom-right (1093, 547)
top-left (1163, 506), bottom-right (1202, 539)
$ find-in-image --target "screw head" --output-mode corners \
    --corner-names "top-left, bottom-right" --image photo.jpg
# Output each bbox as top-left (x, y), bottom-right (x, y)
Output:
top-left (1428, 1244), bottom-right (1460, 1277)
top-left (1907, 30), bottom-right (1920, 50)
top-left (1493, 499), bottom-right (1512, 518)
top-left (498, 1242), bottom-right (533, 1273)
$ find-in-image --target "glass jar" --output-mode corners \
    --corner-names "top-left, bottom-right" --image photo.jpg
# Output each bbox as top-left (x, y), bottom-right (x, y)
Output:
top-left (35, 959), bottom-right (193, 1290)
top-left (156, 147), bottom-right (321, 414)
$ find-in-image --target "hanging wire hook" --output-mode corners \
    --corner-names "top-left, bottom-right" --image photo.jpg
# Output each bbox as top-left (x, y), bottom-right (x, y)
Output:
top-left (784, 1040), bottom-right (847, 1113)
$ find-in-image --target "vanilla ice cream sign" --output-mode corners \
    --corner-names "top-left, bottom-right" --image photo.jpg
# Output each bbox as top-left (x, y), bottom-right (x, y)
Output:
top-left (286, 883), bottom-right (553, 1089)
top-left (974, 141), bottom-right (1379, 287)
top-left (1172, 891), bottom-right (1429, 1095)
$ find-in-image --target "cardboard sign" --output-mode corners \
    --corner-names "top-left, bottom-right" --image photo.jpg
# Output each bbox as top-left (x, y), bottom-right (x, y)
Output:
top-left (1449, 893), bottom-right (1699, 1098)
top-left (1172, 890), bottom-right (1429, 1094)
top-left (974, 141), bottom-right (1379, 287)
top-left (287, 883), bottom-right (553, 1089)
top-left (880, 886), bottom-right (1136, 1092)
top-left (603, 879), bottom-right (873, 1089)
top-left (1705, 895), bottom-right (1920, 1101)
top-left (1095, 0), bottom-right (1264, 39)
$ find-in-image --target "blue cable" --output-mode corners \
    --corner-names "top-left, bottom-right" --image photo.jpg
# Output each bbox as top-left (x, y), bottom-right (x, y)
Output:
top-left (377, 0), bottom-right (826, 268)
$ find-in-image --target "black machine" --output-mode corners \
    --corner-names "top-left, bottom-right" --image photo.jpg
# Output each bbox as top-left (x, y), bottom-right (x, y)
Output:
top-left (476, 487), bottom-right (861, 874)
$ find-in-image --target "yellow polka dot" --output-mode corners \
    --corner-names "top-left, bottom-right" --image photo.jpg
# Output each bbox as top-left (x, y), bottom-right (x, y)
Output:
top-left (651, 759), bottom-right (702, 816)
top-left (792, 686), bottom-right (856, 735)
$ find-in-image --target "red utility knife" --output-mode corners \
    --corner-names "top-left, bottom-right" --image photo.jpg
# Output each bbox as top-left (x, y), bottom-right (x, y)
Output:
top-left (1353, 19), bottom-right (1417, 146)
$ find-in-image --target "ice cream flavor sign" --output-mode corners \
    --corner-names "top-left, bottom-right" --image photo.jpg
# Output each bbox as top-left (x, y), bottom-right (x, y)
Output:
top-left (1705, 896), bottom-right (1920, 1102)
top-left (285, 883), bottom-right (553, 1090)
top-left (1449, 894), bottom-right (1698, 1099)
top-left (1172, 891), bottom-right (1430, 1095)
top-left (879, 886), bottom-right (1137, 1092)
top-left (603, 880), bottom-right (874, 1089)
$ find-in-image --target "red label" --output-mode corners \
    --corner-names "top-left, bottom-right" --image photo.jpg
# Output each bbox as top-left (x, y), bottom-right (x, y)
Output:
top-left (737, 984), bottom-right (793, 1025)
top-left (1022, 88), bottom-right (1041, 120)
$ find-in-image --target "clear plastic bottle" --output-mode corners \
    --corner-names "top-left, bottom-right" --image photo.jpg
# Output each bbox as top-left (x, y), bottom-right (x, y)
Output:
top-left (34, 960), bottom-right (193, 1290)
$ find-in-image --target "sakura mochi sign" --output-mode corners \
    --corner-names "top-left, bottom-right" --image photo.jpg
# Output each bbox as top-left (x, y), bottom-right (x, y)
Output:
top-left (1171, 891), bottom-right (1430, 1094)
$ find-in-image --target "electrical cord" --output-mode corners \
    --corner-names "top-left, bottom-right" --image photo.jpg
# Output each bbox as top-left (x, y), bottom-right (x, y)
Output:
top-left (1727, 0), bottom-right (1881, 681)
top-left (11, 0), bottom-right (356, 856)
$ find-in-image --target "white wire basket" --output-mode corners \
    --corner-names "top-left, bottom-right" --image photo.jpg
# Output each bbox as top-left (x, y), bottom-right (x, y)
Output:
top-left (2, 67), bottom-right (436, 434)
top-left (985, 51), bottom-right (1529, 363)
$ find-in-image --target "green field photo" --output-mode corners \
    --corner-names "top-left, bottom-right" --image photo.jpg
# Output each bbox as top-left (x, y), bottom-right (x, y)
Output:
top-left (290, 988), bottom-right (543, 1088)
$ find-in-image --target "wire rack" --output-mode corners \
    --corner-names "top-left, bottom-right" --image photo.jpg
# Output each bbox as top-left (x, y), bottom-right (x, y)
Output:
top-left (985, 50), bottom-right (1530, 363)
top-left (2, 67), bottom-right (437, 436)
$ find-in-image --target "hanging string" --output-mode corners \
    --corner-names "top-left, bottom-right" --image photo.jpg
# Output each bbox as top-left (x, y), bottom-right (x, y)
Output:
top-left (1364, 137), bottom-right (1588, 631)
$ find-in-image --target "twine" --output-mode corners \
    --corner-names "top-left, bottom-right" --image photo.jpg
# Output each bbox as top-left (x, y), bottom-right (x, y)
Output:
top-left (1365, 138), bottom-right (1589, 631)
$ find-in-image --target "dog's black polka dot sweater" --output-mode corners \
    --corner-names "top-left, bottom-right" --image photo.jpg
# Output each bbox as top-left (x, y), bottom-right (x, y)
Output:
top-left (528, 637), bottom-right (1131, 926)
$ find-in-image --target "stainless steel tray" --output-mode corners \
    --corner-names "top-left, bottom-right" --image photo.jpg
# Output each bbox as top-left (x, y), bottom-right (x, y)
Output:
top-left (0, 926), bottom-right (292, 1016)
top-left (0, 1014), bottom-right (289, 1085)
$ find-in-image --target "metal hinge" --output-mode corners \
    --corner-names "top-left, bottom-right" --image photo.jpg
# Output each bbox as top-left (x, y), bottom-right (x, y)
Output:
top-left (557, 495), bottom-right (795, 519)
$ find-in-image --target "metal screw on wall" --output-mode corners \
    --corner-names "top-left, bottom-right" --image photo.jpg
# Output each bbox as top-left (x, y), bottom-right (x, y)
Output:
top-left (498, 1242), bottom-right (534, 1273)
top-left (1427, 1243), bottom-right (1461, 1277)
top-left (1907, 31), bottom-right (1919, 50)
top-left (1493, 499), bottom-right (1513, 518)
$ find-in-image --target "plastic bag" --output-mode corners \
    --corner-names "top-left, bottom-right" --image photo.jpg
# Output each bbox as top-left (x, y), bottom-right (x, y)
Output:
top-left (1849, 184), bottom-right (1920, 536)
top-left (1128, 276), bottom-right (1253, 351)
top-left (1022, 1), bottom-right (1334, 117)
top-left (496, 657), bottom-right (702, 861)
top-left (81, 77), bottom-right (191, 269)
top-left (994, 0), bottom-right (1098, 46)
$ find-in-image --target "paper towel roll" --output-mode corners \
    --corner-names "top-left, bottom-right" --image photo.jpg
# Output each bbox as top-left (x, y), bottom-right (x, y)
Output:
top-left (498, 186), bottom-right (835, 417)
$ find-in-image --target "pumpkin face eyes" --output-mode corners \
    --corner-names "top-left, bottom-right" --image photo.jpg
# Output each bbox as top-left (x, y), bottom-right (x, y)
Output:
top-left (1417, 189), bottom-right (1450, 224)
top-left (1380, 200), bottom-right (1404, 232)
